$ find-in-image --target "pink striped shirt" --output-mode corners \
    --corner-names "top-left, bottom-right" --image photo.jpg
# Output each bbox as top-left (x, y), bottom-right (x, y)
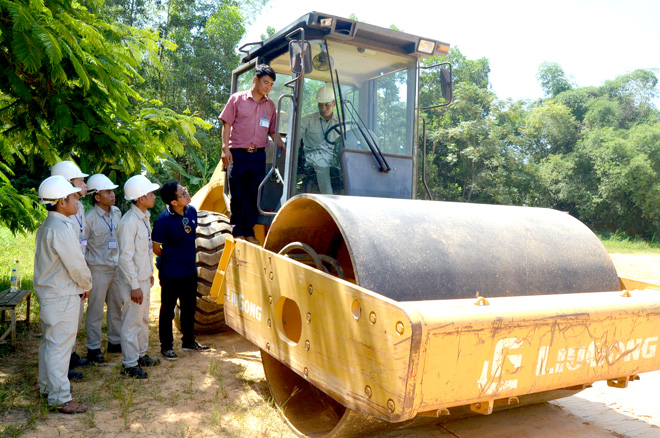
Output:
top-left (219, 90), bottom-right (277, 149)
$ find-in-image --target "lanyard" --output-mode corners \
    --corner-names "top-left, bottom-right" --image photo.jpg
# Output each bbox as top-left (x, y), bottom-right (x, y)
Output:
top-left (73, 213), bottom-right (84, 234)
top-left (142, 219), bottom-right (151, 241)
top-left (100, 213), bottom-right (113, 235)
top-left (319, 117), bottom-right (332, 136)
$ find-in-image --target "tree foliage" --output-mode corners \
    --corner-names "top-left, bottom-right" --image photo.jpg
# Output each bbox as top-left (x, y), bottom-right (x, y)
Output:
top-left (537, 61), bottom-right (573, 97)
top-left (420, 48), bottom-right (660, 238)
top-left (0, 0), bottom-right (213, 232)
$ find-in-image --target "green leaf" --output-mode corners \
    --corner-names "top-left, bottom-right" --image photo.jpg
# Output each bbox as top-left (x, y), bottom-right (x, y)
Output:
top-left (32, 24), bottom-right (62, 65)
top-left (12, 31), bottom-right (43, 74)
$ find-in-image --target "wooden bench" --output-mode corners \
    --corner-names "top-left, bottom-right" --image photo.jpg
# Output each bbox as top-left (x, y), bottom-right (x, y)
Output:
top-left (0, 288), bottom-right (32, 348)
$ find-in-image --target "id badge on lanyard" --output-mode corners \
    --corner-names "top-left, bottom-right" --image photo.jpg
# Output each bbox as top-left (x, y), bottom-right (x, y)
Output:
top-left (260, 112), bottom-right (270, 128)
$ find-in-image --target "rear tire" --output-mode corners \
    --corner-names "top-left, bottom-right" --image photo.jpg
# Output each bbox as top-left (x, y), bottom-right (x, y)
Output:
top-left (174, 210), bottom-right (232, 334)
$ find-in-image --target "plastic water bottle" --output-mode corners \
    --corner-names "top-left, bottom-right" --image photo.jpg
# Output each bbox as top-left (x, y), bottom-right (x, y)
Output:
top-left (9, 260), bottom-right (21, 292)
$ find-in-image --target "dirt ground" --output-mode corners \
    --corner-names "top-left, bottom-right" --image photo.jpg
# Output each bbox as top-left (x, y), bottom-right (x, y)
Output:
top-left (1, 253), bottom-right (659, 438)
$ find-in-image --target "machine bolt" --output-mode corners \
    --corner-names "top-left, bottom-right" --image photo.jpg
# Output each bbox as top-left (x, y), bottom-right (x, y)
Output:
top-left (387, 399), bottom-right (395, 412)
top-left (308, 285), bottom-right (313, 295)
top-left (267, 319), bottom-right (272, 327)
top-left (304, 367), bottom-right (309, 378)
top-left (266, 342), bottom-right (270, 351)
top-left (269, 272), bottom-right (274, 280)
top-left (305, 340), bottom-right (310, 351)
top-left (269, 295), bottom-right (273, 304)
top-left (369, 312), bottom-right (377, 324)
top-left (396, 321), bottom-right (405, 335)
top-left (306, 313), bottom-right (312, 323)
top-left (365, 386), bottom-right (372, 398)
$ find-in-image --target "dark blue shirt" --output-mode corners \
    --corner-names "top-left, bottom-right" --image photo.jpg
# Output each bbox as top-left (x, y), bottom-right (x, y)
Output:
top-left (152, 205), bottom-right (197, 278)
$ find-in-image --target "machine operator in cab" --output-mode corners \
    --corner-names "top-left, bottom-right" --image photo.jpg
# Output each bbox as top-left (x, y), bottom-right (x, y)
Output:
top-left (299, 85), bottom-right (341, 194)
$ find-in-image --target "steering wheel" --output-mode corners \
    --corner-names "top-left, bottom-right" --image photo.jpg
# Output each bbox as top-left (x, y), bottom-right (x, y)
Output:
top-left (324, 121), bottom-right (359, 145)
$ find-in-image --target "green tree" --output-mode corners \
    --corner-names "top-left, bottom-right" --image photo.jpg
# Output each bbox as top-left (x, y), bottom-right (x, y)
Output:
top-left (539, 123), bottom-right (660, 238)
top-left (537, 61), bottom-right (573, 97)
top-left (102, 0), bottom-right (266, 191)
top-left (0, 0), bottom-right (210, 232)
top-left (420, 48), bottom-right (538, 205)
top-left (524, 102), bottom-right (579, 158)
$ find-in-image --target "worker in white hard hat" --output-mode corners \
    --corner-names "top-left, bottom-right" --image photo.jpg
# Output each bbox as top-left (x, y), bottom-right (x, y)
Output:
top-left (84, 174), bottom-right (122, 363)
top-left (34, 175), bottom-right (92, 414)
top-left (117, 175), bottom-right (161, 379)
top-left (298, 85), bottom-right (341, 194)
top-left (50, 160), bottom-right (90, 377)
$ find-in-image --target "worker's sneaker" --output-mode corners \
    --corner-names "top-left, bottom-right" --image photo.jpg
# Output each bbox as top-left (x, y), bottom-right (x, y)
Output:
top-left (182, 341), bottom-right (210, 352)
top-left (67, 369), bottom-right (83, 382)
top-left (161, 349), bottom-right (179, 361)
top-left (106, 342), bottom-right (122, 354)
top-left (69, 352), bottom-right (89, 369)
top-left (245, 236), bottom-right (260, 245)
top-left (58, 400), bottom-right (87, 414)
top-left (137, 354), bottom-right (161, 367)
top-left (120, 365), bottom-right (148, 379)
top-left (87, 348), bottom-right (105, 364)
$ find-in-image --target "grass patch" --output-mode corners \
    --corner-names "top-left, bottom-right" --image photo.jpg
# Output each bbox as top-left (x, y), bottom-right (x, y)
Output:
top-left (598, 231), bottom-right (660, 254)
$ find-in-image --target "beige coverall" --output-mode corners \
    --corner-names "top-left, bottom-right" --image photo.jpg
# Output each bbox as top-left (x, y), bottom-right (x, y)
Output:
top-left (117, 204), bottom-right (154, 368)
top-left (34, 211), bottom-right (92, 406)
top-left (85, 204), bottom-right (122, 350)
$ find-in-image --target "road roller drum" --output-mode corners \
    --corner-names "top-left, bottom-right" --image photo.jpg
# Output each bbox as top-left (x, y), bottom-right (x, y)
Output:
top-left (213, 195), bottom-right (660, 437)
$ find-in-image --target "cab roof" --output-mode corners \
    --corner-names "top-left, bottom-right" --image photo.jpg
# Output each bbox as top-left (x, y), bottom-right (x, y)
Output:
top-left (240, 12), bottom-right (450, 64)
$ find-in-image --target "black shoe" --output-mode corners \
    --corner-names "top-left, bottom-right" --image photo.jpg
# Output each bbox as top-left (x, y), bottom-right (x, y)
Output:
top-left (69, 352), bottom-right (89, 369)
top-left (68, 369), bottom-right (84, 381)
top-left (137, 354), bottom-right (161, 367)
top-left (106, 342), bottom-right (122, 354)
top-left (161, 349), bottom-right (179, 361)
top-left (181, 341), bottom-right (210, 352)
top-left (120, 365), bottom-right (148, 379)
top-left (87, 348), bottom-right (105, 364)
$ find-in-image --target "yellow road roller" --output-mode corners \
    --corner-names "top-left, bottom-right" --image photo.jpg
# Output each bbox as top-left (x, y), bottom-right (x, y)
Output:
top-left (190, 12), bottom-right (660, 437)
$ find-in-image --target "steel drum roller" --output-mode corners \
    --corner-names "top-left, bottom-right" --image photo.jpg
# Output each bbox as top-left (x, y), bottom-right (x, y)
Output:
top-left (259, 195), bottom-right (621, 437)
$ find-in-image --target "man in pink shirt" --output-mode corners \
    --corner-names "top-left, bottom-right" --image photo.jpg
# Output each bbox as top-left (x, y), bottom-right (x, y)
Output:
top-left (219, 64), bottom-right (284, 244)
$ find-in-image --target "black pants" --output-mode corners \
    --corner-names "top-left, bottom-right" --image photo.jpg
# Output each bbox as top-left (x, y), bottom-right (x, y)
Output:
top-left (159, 276), bottom-right (196, 350)
top-left (228, 148), bottom-right (266, 237)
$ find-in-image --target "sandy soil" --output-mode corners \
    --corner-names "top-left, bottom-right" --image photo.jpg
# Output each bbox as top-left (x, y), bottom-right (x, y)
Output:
top-left (1, 253), bottom-right (659, 438)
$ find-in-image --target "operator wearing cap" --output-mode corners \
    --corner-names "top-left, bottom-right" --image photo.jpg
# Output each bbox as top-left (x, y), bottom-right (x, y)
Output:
top-left (84, 174), bottom-right (123, 363)
top-left (299, 85), bottom-right (340, 194)
top-left (51, 160), bottom-right (90, 378)
top-left (117, 175), bottom-right (161, 379)
top-left (34, 175), bottom-right (92, 414)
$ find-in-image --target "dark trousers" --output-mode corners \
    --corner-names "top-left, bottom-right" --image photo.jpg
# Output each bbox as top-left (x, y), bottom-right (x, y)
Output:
top-left (159, 276), bottom-right (196, 350)
top-left (228, 148), bottom-right (266, 237)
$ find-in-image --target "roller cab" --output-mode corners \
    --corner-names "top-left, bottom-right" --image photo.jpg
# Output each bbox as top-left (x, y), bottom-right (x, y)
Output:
top-left (216, 195), bottom-right (660, 437)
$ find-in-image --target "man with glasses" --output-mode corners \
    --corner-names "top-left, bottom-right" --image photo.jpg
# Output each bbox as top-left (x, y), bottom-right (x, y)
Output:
top-left (152, 182), bottom-right (209, 361)
top-left (299, 85), bottom-right (340, 194)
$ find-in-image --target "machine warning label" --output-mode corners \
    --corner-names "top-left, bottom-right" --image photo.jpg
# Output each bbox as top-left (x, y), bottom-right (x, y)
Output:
top-left (225, 290), bottom-right (262, 322)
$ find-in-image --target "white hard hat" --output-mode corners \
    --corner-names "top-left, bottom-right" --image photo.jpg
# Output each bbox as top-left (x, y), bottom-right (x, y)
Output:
top-left (51, 160), bottom-right (88, 181)
top-left (38, 175), bottom-right (81, 205)
top-left (316, 85), bottom-right (335, 103)
top-left (124, 175), bottom-right (160, 200)
top-left (87, 174), bottom-right (119, 193)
